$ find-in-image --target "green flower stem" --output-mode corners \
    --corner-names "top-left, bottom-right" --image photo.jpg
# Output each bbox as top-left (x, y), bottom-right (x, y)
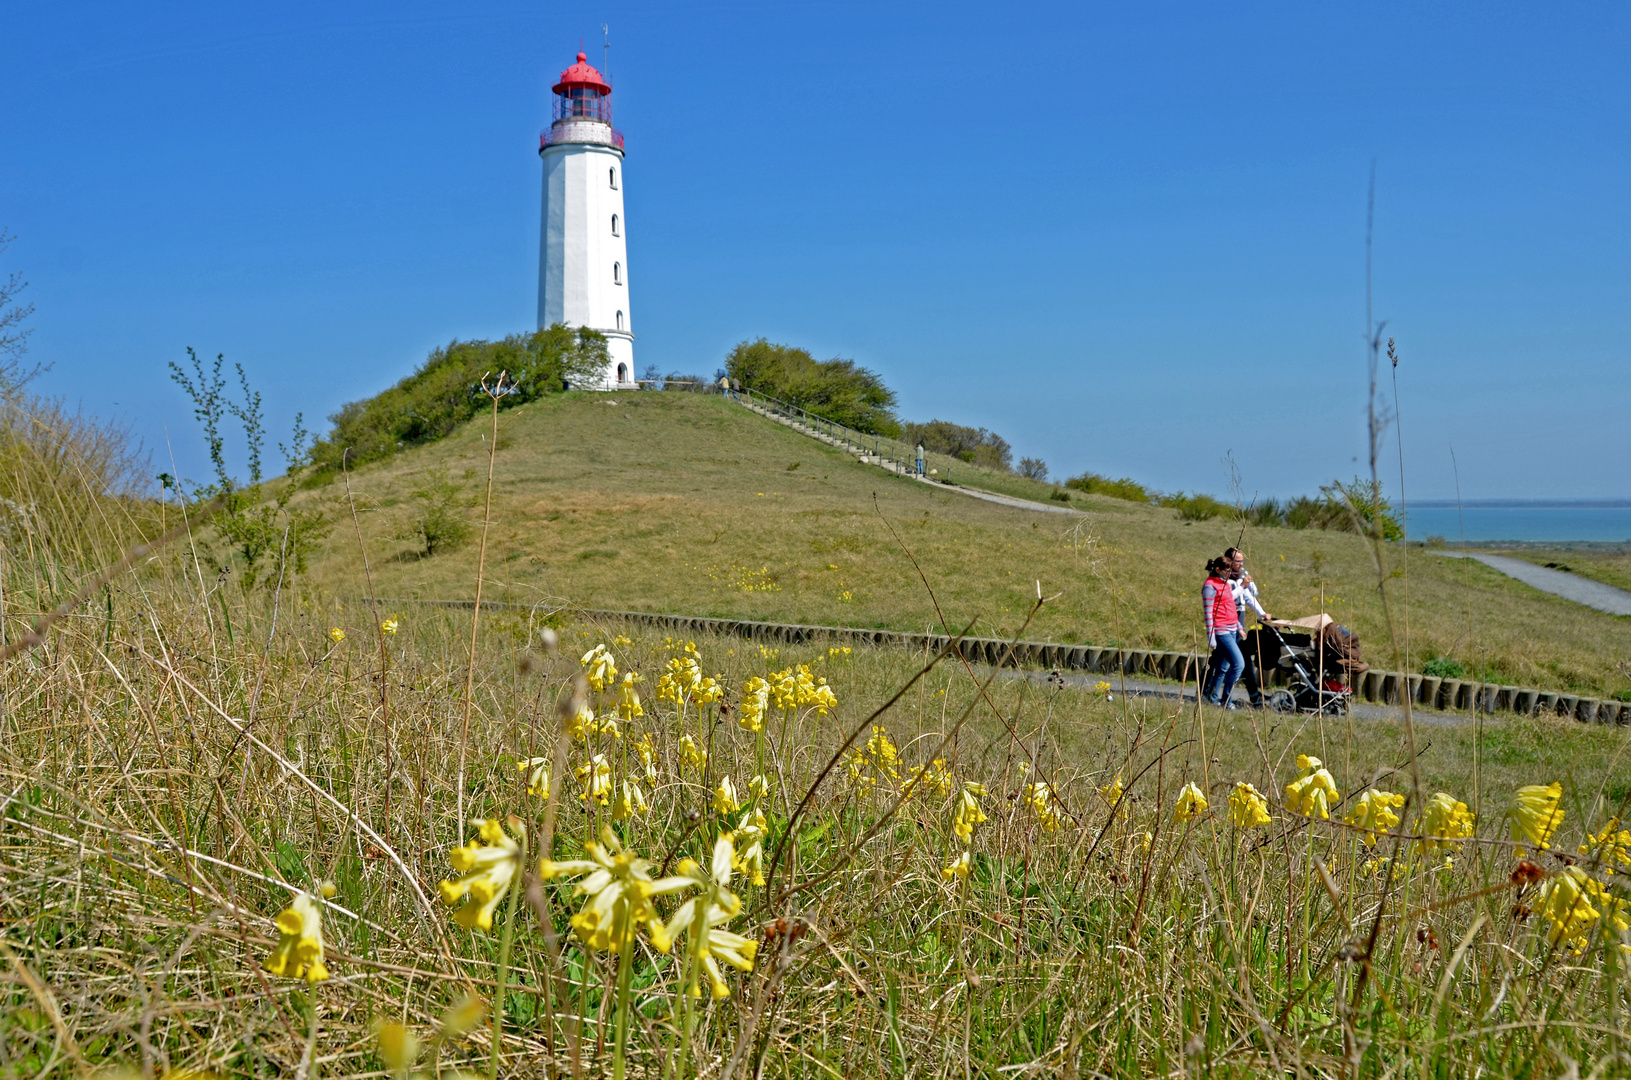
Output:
top-left (488, 843), bottom-right (525, 1080)
top-left (613, 900), bottom-right (636, 1080)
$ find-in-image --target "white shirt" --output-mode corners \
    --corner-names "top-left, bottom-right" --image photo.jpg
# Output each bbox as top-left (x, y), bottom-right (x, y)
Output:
top-left (1230, 575), bottom-right (1267, 622)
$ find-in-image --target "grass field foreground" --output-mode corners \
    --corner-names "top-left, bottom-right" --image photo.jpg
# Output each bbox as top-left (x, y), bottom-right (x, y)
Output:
top-left (293, 391), bottom-right (1631, 698)
top-left (4, 575), bottom-right (1631, 1077)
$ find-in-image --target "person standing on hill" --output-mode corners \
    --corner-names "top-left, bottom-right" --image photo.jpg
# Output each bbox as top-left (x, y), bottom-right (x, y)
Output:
top-left (1202, 556), bottom-right (1244, 709)
top-left (1225, 547), bottom-right (1274, 708)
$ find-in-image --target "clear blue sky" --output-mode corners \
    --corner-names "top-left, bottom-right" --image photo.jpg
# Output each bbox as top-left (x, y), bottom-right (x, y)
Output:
top-left (3, 2), bottom-right (1627, 500)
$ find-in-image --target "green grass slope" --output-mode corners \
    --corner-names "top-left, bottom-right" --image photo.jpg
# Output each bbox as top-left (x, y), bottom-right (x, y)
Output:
top-left (296, 390), bottom-right (1631, 697)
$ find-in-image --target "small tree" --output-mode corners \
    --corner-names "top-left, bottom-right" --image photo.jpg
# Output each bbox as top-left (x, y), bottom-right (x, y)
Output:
top-left (1017, 457), bottom-right (1048, 481)
top-left (169, 349), bottom-right (332, 588)
top-left (410, 470), bottom-right (471, 555)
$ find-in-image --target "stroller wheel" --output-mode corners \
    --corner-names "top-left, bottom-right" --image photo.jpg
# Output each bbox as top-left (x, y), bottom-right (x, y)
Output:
top-left (1268, 690), bottom-right (1297, 714)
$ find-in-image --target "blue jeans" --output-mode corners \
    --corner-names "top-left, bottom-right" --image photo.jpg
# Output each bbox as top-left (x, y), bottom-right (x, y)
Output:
top-left (1206, 632), bottom-right (1245, 705)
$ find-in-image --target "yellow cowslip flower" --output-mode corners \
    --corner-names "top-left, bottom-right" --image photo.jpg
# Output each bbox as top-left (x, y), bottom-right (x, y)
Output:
top-left (942, 850), bottom-right (971, 881)
top-left (329, 627), bottom-right (345, 643)
top-left (1344, 788), bottom-right (1405, 847)
top-left (903, 759), bottom-right (954, 800)
top-left (1099, 774), bottom-right (1125, 809)
top-left (1285, 755), bottom-right (1340, 820)
top-left (518, 756), bottom-right (551, 797)
top-left (1581, 817), bottom-right (1631, 871)
top-left (1419, 792), bottom-right (1476, 853)
top-left (730, 807), bottom-right (769, 887)
top-left (439, 817), bottom-right (525, 932)
top-left (380, 618), bottom-right (399, 636)
top-left (1228, 782), bottom-right (1272, 828)
top-left (662, 835), bottom-right (757, 999)
top-left (1510, 782), bottom-right (1565, 856)
top-left (632, 733), bottom-right (658, 781)
top-left (616, 672), bottom-right (644, 722)
top-left (865, 726), bottom-right (901, 781)
top-left (576, 754), bottom-right (613, 805)
top-left (562, 699), bottom-right (594, 740)
top-left (748, 774), bottom-right (771, 800)
top-left (1361, 855), bottom-right (1393, 877)
top-left (657, 655), bottom-right (703, 705)
top-left (766, 667), bottom-right (799, 711)
top-left (580, 644), bottom-right (618, 693)
top-left (714, 776), bottom-right (741, 815)
top-left (738, 677), bottom-right (769, 732)
top-left (612, 779), bottom-right (649, 821)
top-left (614, 634), bottom-right (633, 646)
top-left (1174, 781), bottom-right (1209, 823)
top-left (539, 825), bottom-right (692, 955)
top-left (1536, 866), bottom-right (1604, 952)
top-left (952, 782), bottom-right (989, 841)
top-left (1023, 781), bottom-right (1062, 833)
top-left (843, 748), bottom-right (877, 796)
top-left (375, 1020), bottom-right (420, 1074)
top-left (694, 675), bottom-right (724, 707)
top-left (828, 645), bottom-right (852, 660)
top-left (678, 734), bottom-right (707, 773)
top-left (264, 891), bottom-right (330, 983)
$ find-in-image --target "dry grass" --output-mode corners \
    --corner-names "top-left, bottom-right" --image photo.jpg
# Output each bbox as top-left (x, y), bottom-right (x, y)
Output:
top-left (289, 391), bottom-right (1631, 698)
top-left (2, 573), bottom-right (1630, 1077)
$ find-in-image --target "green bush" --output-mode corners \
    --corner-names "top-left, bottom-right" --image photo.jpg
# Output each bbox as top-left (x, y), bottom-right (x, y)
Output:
top-left (1422, 656), bottom-right (1468, 679)
top-left (726, 338), bottom-right (900, 436)
top-left (1321, 477), bottom-right (1404, 541)
top-left (1063, 471), bottom-right (1151, 503)
top-left (902, 419), bottom-right (1012, 472)
top-left (410, 471), bottom-right (471, 555)
top-left (1160, 491), bottom-right (1230, 521)
top-left (307, 325), bottom-right (608, 476)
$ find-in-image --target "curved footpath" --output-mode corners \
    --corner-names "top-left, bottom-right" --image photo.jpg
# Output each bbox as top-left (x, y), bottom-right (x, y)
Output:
top-left (1431, 552), bottom-right (1631, 617)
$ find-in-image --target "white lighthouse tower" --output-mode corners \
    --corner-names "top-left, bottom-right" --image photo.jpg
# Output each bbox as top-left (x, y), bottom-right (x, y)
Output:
top-left (538, 51), bottom-right (634, 388)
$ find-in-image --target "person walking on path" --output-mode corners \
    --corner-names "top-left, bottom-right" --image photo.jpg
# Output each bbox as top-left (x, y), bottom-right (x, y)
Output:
top-left (1225, 547), bottom-right (1274, 707)
top-left (1202, 556), bottom-right (1244, 708)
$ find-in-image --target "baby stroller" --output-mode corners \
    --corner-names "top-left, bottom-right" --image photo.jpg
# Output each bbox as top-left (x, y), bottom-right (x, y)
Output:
top-left (1254, 615), bottom-right (1367, 716)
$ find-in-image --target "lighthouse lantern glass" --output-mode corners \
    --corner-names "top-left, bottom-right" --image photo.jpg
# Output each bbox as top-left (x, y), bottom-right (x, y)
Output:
top-left (554, 87), bottom-right (612, 124)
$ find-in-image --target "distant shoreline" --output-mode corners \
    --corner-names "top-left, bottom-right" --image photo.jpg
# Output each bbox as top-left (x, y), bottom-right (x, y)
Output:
top-left (1408, 499), bottom-right (1631, 509)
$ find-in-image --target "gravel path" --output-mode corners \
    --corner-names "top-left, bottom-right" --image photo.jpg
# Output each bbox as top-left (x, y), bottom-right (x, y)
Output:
top-left (1431, 552), bottom-right (1631, 616)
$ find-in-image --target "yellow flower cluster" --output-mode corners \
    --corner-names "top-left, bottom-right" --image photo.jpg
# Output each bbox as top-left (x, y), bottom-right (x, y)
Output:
top-left (1510, 782), bottom-right (1564, 856)
top-left (1284, 755), bottom-right (1340, 820)
top-left (580, 644), bottom-right (618, 693)
top-left (1343, 788), bottom-right (1404, 846)
top-left (563, 699), bottom-right (621, 742)
top-left (1419, 792), bottom-right (1476, 853)
top-left (612, 779), bottom-right (649, 821)
top-left (1023, 781), bottom-right (1063, 832)
top-left (729, 808), bottom-right (769, 887)
top-left (616, 672), bottom-right (643, 721)
top-left (1098, 774), bottom-right (1124, 809)
top-left (1174, 781), bottom-right (1208, 823)
top-left (519, 757), bottom-right (551, 797)
top-left (678, 735), bottom-right (708, 773)
top-left (1581, 817), bottom-right (1631, 871)
top-left (539, 826), bottom-right (691, 955)
top-left (264, 891), bottom-right (330, 983)
top-left (664, 835), bottom-right (758, 998)
top-left (952, 782), bottom-right (989, 841)
top-left (1228, 782), bottom-right (1272, 828)
top-left (903, 758), bottom-right (955, 799)
top-left (1536, 865), bottom-right (1629, 953)
top-left (714, 776), bottom-right (741, 815)
top-left (765, 665), bottom-right (838, 714)
top-left (738, 676), bottom-right (770, 732)
top-left (576, 754), bottom-right (613, 804)
top-left (440, 818), bottom-right (524, 932)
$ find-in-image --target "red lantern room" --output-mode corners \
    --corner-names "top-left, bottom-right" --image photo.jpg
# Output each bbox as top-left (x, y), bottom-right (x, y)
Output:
top-left (552, 52), bottom-right (612, 125)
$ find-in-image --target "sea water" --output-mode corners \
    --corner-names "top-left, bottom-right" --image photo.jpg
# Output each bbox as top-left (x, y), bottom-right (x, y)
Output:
top-left (1403, 502), bottom-right (1631, 544)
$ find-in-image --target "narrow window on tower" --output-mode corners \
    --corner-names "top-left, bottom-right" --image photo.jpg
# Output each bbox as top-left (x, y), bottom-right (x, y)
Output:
top-left (613, 262), bottom-right (622, 284)
top-left (616, 310), bottom-right (624, 330)
top-left (609, 168), bottom-right (617, 189)
top-left (611, 214), bottom-right (619, 236)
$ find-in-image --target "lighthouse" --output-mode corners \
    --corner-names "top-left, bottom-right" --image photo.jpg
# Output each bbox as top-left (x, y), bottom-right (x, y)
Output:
top-left (538, 51), bottom-right (634, 388)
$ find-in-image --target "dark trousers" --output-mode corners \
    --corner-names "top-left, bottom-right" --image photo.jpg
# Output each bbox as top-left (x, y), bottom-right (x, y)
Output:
top-left (1240, 633), bottom-right (1264, 706)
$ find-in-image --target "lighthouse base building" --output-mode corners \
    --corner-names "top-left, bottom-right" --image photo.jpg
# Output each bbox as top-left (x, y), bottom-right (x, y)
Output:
top-left (538, 52), bottom-right (635, 388)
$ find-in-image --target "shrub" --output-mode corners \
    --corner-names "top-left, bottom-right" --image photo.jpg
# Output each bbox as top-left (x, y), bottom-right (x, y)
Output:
top-left (308, 325), bottom-right (608, 476)
top-left (1063, 471), bottom-right (1151, 503)
top-left (410, 471), bottom-right (471, 555)
top-left (902, 419), bottom-right (1013, 472)
top-left (1049, 487), bottom-right (1070, 502)
top-left (725, 338), bottom-right (900, 435)
top-left (1160, 491), bottom-right (1230, 521)
top-left (1017, 456), bottom-right (1048, 481)
top-left (1321, 476), bottom-right (1404, 541)
top-left (1422, 656), bottom-right (1468, 679)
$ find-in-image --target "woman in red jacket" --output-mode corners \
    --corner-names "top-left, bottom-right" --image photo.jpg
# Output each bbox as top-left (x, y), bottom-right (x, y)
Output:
top-left (1202, 556), bottom-right (1244, 708)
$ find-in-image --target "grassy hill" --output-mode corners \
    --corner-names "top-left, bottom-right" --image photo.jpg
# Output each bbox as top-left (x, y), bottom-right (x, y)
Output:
top-left (296, 390), bottom-right (1631, 698)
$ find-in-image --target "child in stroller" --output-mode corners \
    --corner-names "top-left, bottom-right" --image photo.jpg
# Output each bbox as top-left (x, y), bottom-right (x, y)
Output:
top-left (1247, 614), bottom-right (1367, 715)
